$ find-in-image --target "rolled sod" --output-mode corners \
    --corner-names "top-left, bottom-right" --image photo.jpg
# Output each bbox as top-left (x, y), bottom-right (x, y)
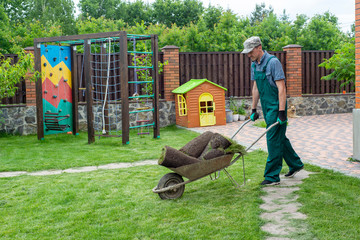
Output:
top-left (158, 146), bottom-right (201, 168)
top-left (199, 133), bottom-right (232, 160)
top-left (179, 131), bottom-right (214, 158)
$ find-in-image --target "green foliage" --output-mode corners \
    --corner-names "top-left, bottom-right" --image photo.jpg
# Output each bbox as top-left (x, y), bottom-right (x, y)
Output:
top-left (1, 0), bottom-right (354, 54)
top-left (319, 40), bottom-right (355, 89)
top-left (0, 50), bottom-right (38, 99)
top-left (229, 97), bottom-right (246, 115)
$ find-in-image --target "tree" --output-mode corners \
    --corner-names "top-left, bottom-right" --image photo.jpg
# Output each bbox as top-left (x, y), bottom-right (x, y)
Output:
top-left (0, 50), bottom-right (38, 99)
top-left (202, 4), bottom-right (223, 30)
top-left (298, 12), bottom-right (346, 50)
top-left (0, 4), bottom-right (11, 54)
top-left (249, 3), bottom-right (274, 26)
top-left (78, 0), bottom-right (117, 19)
top-left (2, 0), bottom-right (31, 24)
top-left (319, 40), bottom-right (355, 89)
top-left (152, 0), bottom-right (204, 27)
top-left (114, 0), bottom-right (152, 26)
top-left (26, 0), bottom-right (76, 35)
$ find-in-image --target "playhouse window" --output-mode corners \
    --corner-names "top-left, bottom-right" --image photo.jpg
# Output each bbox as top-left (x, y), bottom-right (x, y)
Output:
top-left (177, 94), bottom-right (187, 116)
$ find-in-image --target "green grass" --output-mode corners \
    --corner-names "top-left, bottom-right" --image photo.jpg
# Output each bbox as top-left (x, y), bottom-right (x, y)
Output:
top-left (1, 126), bottom-right (360, 239)
top-left (297, 164), bottom-right (360, 240)
top-left (0, 151), bottom-right (268, 240)
top-left (0, 125), bottom-right (199, 172)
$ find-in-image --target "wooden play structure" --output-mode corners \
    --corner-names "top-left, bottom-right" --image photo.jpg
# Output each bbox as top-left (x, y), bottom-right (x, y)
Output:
top-left (172, 79), bottom-right (227, 128)
top-left (33, 31), bottom-right (160, 144)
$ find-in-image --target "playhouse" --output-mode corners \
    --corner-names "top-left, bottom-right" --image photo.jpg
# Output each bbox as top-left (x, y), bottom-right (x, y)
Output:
top-left (172, 79), bottom-right (227, 128)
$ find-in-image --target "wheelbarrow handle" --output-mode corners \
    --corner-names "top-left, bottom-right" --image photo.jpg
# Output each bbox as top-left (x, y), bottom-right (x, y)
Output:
top-left (230, 119), bottom-right (252, 139)
top-left (245, 121), bottom-right (279, 152)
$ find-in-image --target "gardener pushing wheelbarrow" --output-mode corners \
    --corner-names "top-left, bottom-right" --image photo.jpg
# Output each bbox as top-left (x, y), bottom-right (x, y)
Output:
top-left (242, 36), bottom-right (304, 185)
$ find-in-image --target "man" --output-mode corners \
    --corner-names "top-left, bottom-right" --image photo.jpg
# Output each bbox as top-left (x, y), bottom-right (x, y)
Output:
top-left (242, 36), bottom-right (304, 185)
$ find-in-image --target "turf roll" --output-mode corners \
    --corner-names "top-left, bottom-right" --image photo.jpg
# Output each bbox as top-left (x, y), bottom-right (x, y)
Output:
top-left (199, 133), bottom-right (232, 160)
top-left (179, 131), bottom-right (214, 158)
top-left (159, 146), bottom-right (201, 168)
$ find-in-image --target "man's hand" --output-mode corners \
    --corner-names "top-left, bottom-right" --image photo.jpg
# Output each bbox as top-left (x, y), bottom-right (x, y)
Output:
top-left (250, 109), bottom-right (259, 121)
top-left (277, 110), bottom-right (287, 125)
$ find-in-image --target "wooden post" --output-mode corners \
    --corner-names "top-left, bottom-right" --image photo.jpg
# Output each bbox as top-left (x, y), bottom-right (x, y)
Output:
top-left (71, 46), bottom-right (79, 135)
top-left (152, 35), bottom-right (160, 139)
top-left (33, 43), bottom-right (44, 140)
top-left (84, 39), bottom-right (94, 144)
top-left (119, 32), bottom-right (129, 144)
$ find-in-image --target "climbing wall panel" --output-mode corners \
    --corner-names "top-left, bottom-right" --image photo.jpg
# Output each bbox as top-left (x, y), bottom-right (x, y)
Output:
top-left (40, 45), bottom-right (73, 135)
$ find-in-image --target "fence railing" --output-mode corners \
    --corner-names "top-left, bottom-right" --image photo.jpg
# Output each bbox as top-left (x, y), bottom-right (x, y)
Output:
top-left (179, 51), bottom-right (286, 98)
top-left (302, 51), bottom-right (354, 94)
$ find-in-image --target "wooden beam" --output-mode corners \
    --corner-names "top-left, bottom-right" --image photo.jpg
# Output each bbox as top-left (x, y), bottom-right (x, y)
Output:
top-left (119, 32), bottom-right (129, 144)
top-left (34, 43), bottom-right (44, 140)
top-left (71, 46), bottom-right (79, 135)
top-left (84, 39), bottom-right (95, 144)
top-left (34, 31), bottom-right (125, 44)
top-left (151, 35), bottom-right (160, 139)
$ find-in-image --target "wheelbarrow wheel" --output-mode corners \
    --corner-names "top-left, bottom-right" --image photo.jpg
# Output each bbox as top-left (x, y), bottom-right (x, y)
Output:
top-left (157, 173), bottom-right (185, 200)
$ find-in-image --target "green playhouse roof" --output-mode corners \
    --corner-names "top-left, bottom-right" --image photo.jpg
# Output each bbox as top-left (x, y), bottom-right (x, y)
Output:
top-left (172, 79), bottom-right (227, 94)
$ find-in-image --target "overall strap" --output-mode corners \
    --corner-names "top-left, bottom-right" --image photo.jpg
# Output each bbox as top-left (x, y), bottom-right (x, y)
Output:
top-left (262, 56), bottom-right (276, 72)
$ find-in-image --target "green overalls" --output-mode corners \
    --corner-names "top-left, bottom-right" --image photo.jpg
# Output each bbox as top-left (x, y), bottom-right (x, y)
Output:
top-left (253, 56), bottom-right (304, 182)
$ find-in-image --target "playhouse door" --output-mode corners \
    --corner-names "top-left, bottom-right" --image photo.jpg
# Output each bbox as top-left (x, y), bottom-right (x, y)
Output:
top-left (199, 93), bottom-right (216, 126)
top-left (41, 45), bottom-right (73, 135)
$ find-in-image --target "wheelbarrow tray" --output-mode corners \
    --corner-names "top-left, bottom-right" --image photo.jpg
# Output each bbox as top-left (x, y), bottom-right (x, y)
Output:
top-left (169, 153), bottom-right (234, 181)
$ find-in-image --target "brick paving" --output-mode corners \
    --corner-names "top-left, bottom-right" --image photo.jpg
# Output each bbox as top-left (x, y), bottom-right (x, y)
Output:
top-left (190, 113), bottom-right (360, 179)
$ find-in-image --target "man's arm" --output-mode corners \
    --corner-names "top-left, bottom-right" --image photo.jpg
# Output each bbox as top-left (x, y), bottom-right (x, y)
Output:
top-left (275, 79), bottom-right (286, 111)
top-left (252, 81), bottom-right (260, 109)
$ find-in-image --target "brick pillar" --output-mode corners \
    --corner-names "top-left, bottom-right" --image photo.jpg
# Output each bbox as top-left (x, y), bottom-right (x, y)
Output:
top-left (283, 45), bottom-right (303, 97)
top-left (24, 46), bottom-right (36, 106)
top-left (354, 0), bottom-right (360, 160)
top-left (161, 45), bottom-right (180, 101)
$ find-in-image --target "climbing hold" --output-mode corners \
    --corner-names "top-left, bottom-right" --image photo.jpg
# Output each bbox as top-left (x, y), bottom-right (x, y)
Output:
top-left (60, 47), bottom-right (63, 50)
top-left (53, 57), bottom-right (57, 62)
top-left (50, 73), bottom-right (53, 77)
top-left (59, 109), bottom-right (62, 112)
top-left (53, 95), bottom-right (57, 98)
top-left (63, 79), bottom-right (68, 82)
top-left (65, 57), bottom-right (68, 60)
top-left (59, 67), bottom-right (62, 71)
top-left (55, 84), bottom-right (59, 88)
top-left (43, 63), bottom-right (47, 67)
top-left (64, 99), bottom-right (67, 102)
top-left (44, 90), bottom-right (48, 94)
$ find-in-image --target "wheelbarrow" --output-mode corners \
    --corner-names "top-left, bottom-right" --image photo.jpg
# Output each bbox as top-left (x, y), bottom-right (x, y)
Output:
top-left (152, 120), bottom-right (279, 199)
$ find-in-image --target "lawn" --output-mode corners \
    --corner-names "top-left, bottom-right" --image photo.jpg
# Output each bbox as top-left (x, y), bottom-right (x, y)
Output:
top-left (0, 125), bottom-right (199, 172)
top-left (1, 126), bottom-right (360, 239)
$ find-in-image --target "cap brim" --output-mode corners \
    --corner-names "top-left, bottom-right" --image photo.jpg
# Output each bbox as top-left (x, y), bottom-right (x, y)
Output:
top-left (241, 47), bottom-right (253, 54)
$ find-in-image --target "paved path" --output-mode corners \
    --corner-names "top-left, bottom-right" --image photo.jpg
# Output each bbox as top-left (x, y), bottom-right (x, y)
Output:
top-left (190, 113), bottom-right (360, 179)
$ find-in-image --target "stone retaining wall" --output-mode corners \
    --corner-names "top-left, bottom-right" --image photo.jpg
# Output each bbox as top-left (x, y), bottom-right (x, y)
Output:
top-left (0, 100), bottom-right (176, 135)
top-left (0, 94), bottom-right (355, 135)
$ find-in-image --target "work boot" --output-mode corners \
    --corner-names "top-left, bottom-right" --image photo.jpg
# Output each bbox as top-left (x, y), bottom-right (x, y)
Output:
top-left (285, 166), bottom-right (304, 178)
top-left (260, 180), bottom-right (280, 186)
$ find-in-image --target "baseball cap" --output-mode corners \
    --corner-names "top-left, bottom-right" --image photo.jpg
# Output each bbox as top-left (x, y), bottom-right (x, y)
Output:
top-left (241, 36), bottom-right (262, 54)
